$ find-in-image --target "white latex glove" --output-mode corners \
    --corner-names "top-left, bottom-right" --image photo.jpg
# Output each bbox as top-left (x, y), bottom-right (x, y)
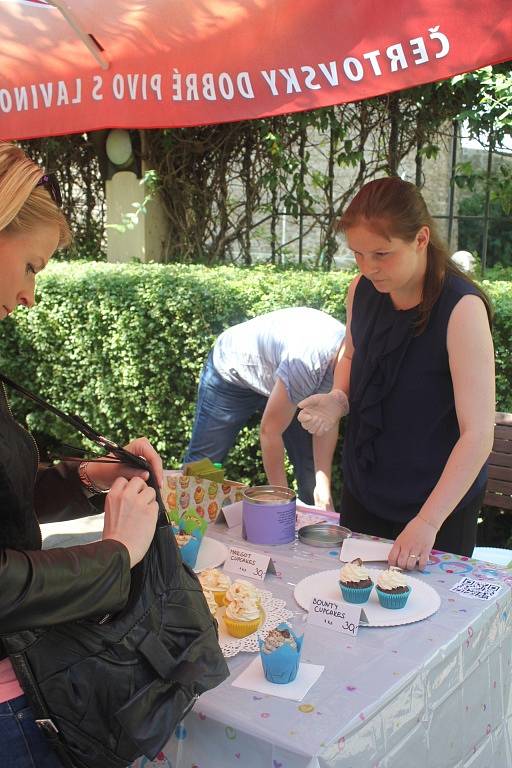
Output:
top-left (297, 389), bottom-right (349, 436)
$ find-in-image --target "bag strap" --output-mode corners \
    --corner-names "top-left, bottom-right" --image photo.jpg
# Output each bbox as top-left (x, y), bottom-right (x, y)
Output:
top-left (9, 652), bottom-right (79, 768)
top-left (0, 371), bottom-right (167, 524)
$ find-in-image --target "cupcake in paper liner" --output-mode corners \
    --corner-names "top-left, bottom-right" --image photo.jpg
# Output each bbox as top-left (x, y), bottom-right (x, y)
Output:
top-left (258, 623), bottom-right (303, 684)
top-left (198, 568), bottom-right (232, 606)
top-left (223, 595), bottom-right (263, 638)
top-left (339, 558), bottom-right (374, 604)
top-left (202, 588), bottom-right (218, 617)
top-left (375, 567), bottom-right (411, 609)
top-left (175, 531), bottom-right (201, 568)
top-left (224, 579), bottom-right (261, 608)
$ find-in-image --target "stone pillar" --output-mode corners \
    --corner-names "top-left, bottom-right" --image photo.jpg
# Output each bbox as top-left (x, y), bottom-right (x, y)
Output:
top-left (106, 134), bottom-right (168, 263)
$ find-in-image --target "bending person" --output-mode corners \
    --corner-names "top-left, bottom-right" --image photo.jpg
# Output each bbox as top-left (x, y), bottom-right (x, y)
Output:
top-left (0, 142), bottom-right (162, 768)
top-left (299, 177), bottom-right (494, 568)
top-left (184, 307), bottom-right (345, 510)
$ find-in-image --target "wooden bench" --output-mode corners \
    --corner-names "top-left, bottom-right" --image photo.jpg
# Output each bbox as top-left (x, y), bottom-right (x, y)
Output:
top-left (484, 411), bottom-right (512, 511)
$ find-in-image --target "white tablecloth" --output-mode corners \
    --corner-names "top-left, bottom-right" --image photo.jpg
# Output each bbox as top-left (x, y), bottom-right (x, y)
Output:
top-left (42, 516), bottom-right (512, 768)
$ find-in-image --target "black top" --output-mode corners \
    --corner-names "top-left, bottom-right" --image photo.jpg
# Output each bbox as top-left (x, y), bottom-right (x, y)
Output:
top-left (343, 273), bottom-right (488, 522)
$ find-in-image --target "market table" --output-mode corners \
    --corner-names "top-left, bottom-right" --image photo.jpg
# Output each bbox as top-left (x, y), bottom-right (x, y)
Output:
top-left (41, 516), bottom-right (512, 768)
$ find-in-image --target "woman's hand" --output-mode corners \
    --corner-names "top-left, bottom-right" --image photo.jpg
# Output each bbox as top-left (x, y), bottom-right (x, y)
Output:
top-left (388, 516), bottom-right (438, 571)
top-left (86, 437), bottom-right (163, 491)
top-left (298, 390), bottom-right (349, 436)
top-left (102, 476), bottom-right (159, 567)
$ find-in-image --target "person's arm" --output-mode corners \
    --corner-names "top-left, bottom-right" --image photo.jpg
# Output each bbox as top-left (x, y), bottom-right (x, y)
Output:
top-left (36, 437), bottom-right (163, 524)
top-left (389, 294), bottom-right (495, 571)
top-left (259, 379), bottom-right (297, 488)
top-left (35, 460), bottom-right (104, 523)
top-left (0, 540), bottom-right (131, 634)
top-left (312, 426), bottom-right (339, 511)
top-left (298, 275), bottom-right (359, 434)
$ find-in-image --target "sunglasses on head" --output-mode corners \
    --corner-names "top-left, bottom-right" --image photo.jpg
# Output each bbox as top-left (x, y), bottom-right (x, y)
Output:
top-left (36, 172), bottom-right (62, 208)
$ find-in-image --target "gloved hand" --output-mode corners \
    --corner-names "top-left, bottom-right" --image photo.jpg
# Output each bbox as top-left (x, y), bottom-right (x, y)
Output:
top-left (297, 389), bottom-right (349, 436)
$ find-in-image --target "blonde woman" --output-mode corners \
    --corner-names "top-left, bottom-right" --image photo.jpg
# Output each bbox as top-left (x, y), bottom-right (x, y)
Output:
top-left (0, 142), bottom-right (162, 768)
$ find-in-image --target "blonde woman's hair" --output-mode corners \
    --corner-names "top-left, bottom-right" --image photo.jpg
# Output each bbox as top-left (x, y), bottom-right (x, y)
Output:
top-left (0, 142), bottom-right (71, 248)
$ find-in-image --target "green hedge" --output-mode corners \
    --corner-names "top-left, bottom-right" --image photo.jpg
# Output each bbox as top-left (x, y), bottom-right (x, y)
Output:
top-left (0, 264), bottom-right (352, 489)
top-left (0, 264), bottom-right (510, 498)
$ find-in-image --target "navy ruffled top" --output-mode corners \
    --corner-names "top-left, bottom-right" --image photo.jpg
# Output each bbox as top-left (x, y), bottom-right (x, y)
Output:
top-left (342, 274), bottom-right (488, 523)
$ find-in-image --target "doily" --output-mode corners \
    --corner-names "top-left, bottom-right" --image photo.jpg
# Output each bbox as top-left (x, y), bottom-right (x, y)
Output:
top-left (217, 589), bottom-right (293, 657)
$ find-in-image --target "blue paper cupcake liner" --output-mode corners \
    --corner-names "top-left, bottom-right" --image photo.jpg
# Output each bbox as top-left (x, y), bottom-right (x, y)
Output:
top-left (258, 624), bottom-right (303, 684)
top-left (339, 581), bottom-right (373, 604)
top-left (178, 535), bottom-right (201, 568)
top-left (375, 586), bottom-right (411, 609)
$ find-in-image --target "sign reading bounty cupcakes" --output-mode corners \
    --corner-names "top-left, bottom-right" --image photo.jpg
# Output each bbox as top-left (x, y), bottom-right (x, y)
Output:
top-left (307, 597), bottom-right (361, 637)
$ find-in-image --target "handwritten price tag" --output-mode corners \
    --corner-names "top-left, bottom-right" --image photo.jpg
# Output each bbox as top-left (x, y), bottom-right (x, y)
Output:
top-left (224, 546), bottom-right (276, 581)
top-left (307, 596), bottom-right (361, 637)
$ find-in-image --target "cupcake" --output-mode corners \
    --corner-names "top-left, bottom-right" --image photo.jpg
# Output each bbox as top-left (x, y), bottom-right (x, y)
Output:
top-left (375, 567), bottom-right (411, 609)
top-left (194, 486), bottom-right (205, 505)
top-left (224, 579), bottom-right (261, 607)
top-left (207, 501), bottom-right (219, 521)
top-left (202, 588), bottom-right (218, 617)
top-left (223, 595), bottom-right (263, 638)
top-left (175, 531), bottom-right (200, 568)
top-left (258, 623), bottom-right (303, 684)
top-left (198, 568), bottom-right (232, 606)
top-left (166, 488), bottom-right (177, 510)
top-left (339, 558), bottom-right (374, 604)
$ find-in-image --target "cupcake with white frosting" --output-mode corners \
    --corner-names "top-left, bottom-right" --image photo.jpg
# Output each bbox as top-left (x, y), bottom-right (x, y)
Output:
top-left (258, 623), bottom-right (303, 684)
top-left (202, 588), bottom-right (218, 617)
top-left (223, 595), bottom-right (263, 638)
top-left (375, 567), bottom-right (411, 609)
top-left (339, 558), bottom-right (374, 604)
top-left (224, 579), bottom-right (261, 607)
top-left (198, 569), bottom-right (232, 606)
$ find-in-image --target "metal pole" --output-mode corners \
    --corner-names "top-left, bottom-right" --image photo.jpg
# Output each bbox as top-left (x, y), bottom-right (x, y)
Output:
top-left (481, 130), bottom-right (494, 276)
top-left (447, 120), bottom-right (458, 250)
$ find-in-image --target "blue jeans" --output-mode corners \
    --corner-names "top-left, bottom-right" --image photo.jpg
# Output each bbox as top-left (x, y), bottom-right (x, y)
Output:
top-left (183, 352), bottom-right (315, 504)
top-left (0, 695), bottom-right (63, 768)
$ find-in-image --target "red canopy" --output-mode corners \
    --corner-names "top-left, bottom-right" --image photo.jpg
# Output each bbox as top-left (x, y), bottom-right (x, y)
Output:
top-left (1, 0), bottom-right (511, 140)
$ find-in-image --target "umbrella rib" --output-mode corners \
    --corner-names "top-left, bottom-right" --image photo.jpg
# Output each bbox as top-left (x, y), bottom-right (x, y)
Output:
top-left (49, 0), bottom-right (110, 70)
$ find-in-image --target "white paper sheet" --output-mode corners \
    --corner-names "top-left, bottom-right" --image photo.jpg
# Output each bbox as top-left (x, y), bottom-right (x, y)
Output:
top-left (231, 657), bottom-right (324, 701)
top-left (340, 537), bottom-right (392, 562)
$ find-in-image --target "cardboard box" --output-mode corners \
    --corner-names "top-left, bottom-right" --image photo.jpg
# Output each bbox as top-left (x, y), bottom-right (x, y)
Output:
top-left (162, 470), bottom-right (247, 524)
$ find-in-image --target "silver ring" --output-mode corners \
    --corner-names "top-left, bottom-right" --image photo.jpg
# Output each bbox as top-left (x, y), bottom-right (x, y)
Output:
top-left (408, 554), bottom-right (419, 559)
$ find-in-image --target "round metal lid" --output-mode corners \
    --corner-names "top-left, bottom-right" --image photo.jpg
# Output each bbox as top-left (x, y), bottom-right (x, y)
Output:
top-left (298, 523), bottom-right (351, 547)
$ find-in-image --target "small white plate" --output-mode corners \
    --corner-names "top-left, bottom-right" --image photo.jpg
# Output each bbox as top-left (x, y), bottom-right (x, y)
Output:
top-left (194, 537), bottom-right (229, 573)
top-left (294, 568), bottom-right (441, 627)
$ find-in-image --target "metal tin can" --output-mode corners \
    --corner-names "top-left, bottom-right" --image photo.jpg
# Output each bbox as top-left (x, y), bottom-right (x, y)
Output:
top-left (242, 486), bottom-right (296, 545)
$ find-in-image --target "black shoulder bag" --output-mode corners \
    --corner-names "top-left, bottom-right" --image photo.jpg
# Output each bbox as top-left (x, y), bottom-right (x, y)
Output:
top-left (0, 373), bottom-right (229, 768)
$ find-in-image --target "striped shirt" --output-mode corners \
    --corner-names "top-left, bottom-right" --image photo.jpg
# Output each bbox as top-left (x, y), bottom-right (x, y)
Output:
top-left (212, 307), bottom-right (345, 404)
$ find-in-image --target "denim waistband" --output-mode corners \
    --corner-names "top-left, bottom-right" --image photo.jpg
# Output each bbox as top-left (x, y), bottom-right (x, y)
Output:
top-left (0, 694), bottom-right (28, 716)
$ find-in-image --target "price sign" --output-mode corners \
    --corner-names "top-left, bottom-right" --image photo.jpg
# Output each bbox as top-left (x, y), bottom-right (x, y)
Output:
top-left (224, 546), bottom-right (276, 581)
top-left (214, 501), bottom-right (243, 528)
top-left (307, 596), bottom-right (361, 637)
